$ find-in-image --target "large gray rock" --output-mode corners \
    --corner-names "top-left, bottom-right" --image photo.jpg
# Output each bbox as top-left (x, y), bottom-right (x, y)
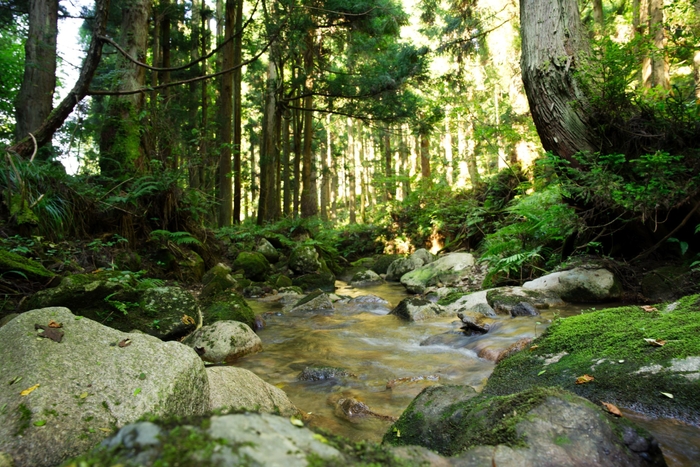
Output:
top-left (390, 297), bottom-right (448, 322)
top-left (207, 367), bottom-right (299, 416)
top-left (385, 257), bottom-right (422, 281)
top-left (523, 267), bottom-right (622, 303)
top-left (288, 245), bottom-right (322, 274)
top-left (290, 290), bottom-right (334, 313)
top-left (183, 320), bottom-right (262, 363)
top-left (67, 413), bottom-right (342, 466)
top-left (350, 269), bottom-right (384, 287)
top-left (400, 253), bottom-right (477, 294)
top-left (384, 386), bottom-right (666, 466)
top-left (0, 307), bottom-right (209, 467)
top-left (256, 238), bottom-right (280, 263)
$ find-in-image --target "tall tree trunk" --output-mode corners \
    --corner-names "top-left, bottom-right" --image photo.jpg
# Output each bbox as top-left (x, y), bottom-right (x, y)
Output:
top-left (695, 0), bottom-right (700, 99)
top-left (160, 0), bottom-right (173, 168)
top-left (258, 57), bottom-right (279, 224)
top-left (188, 0), bottom-right (202, 189)
top-left (383, 125), bottom-right (393, 201)
top-left (358, 122), bottom-right (366, 222)
top-left (347, 117), bottom-right (356, 224)
top-left (649, 0), bottom-right (669, 89)
top-left (98, 0), bottom-right (152, 178)
top-left (443, 115), bottom-right (453, 185)
top-left (300, 31), bottom-right (318, 218)
top-left (282, 110), bottom-right (291, 216)
top-left (399, 125), bottom-right (410, 199)
top-left (420, 130), bottom-right (431, 187)
top-left (16, 0), bottom-right (58, 145)
top-left (199, 0), bottom-right (210, 192)
top-left (520, 0), bottom-right (597, 162)
top-left (592, 0), bottom-right (604, 30)
top-left (320, 114), bottom-right (332, 221)
top-left (217, 0), bottom-right (235, 227)
top-left (232, 0), bottom-right (243, 223)
top-left (292, 95), bottom-right (302, 217)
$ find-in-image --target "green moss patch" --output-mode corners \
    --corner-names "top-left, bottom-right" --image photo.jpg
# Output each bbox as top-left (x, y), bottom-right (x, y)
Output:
top-left (485, 295), bottom-right (700, 424)
top-left (0, 249), bottom-right (56, 281)
top-left (437, 291), bottom-right (467, 306)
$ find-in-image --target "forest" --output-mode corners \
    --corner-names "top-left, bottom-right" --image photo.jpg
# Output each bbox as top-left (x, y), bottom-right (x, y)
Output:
top-left (1, 0), bottom-right (700, 464)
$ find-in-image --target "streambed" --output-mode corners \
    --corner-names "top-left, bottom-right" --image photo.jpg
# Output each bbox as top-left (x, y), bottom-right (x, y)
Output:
top-left (234, 281), bottom-right (700, 465)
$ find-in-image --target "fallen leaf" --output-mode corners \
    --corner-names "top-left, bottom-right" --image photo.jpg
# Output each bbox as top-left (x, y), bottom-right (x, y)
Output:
top-left (98, 427), bottom-right (112, 433)
top-left (48, 320), bottom-right (62, 328)
top-left (537, 370), bottom-right (546, 376)
top-left (20, 384), bottom-right (40, 396)
top-left (9, 376), bottom-right (22, 385)
top-left (182, 314), bottom-right (196, 326)
top-left (79, 392), bottom-right (88, 399)
top-left (575, 374), bottom-right (595, 384)
top-left (660, 392), bottom-right (674, 399)
top-left (644, 338), bottom-right (666, 347)
top-left (602, 402), bottom-right (622, 417)
top-left (118, 338), bottom-right (132, 348)
top-left (312, 433), bottom-right (328, 443)
top-left (34, 324), bottom-right (64, 343)
top-left (289, 416), bottom-right (304, 427)
top-left (33, 420), bottom-right (46, 427)
top-left (640, 305), bottom-right (658, 312)
top-left (530, 345), bottom-right (539, 351)
top-left (133, 388), bottom-right (141, 396)
top-left (138, 373), bottom-right (146, 380)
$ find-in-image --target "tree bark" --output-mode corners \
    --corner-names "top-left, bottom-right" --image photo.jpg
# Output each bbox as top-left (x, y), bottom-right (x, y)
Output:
top-left (232, 0), bottom-right (243, 223)
top-left (320, 113), bottom-right (332, 221)
top-left (695, 0), bottom-right (700, 99)
top-left (257, 56), bottom-right (279, 224)
top-left (300, 31), bottom-right (318, 218)
top-left (420, 130), bottom-right (431, 187)
top-left (217, 0), bottom-right (235, 227)
top-left (15, 0), bottom-right (58, 145)
top-left (383, 125), bottom-right (393, 201)
top-left (520, 0), bottom-right (598, 162)
top-left (10, 0), bottom-right (110, 158)
top-left (649, 0), bottom-right (669, 89)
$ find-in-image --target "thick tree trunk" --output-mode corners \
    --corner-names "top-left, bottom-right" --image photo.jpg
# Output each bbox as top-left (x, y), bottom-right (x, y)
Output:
top-left (10, 0), bottom-right (110, 158)
top-left (649, 0), bottom-right (669, 89)
top-left (232, 0), bottom-right (243, 223)
top-left (257, 57), bottom-right (279, 225)
top-left (320, 114), bottom-right (332, 221)
top-left (520, 0), bottom-right (598, 162)
top-left (300, 32), bottom-right (318, 218)
top-left (217, 0), bottom-right (235, 227)
top-left (16, 0), bottom-right (58, 145)
top-left (695, 0), bottom-right (700, 99)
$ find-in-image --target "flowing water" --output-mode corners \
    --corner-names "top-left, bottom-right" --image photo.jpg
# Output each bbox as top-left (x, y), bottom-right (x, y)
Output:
top-left (234, 281), bottom-right (700, 465)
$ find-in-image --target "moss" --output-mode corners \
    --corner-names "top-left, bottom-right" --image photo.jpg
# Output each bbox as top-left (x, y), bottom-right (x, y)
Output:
top-left (16, 403), bottom-right (32, 436)
top-left (0, 249), bottom-right (55, 281)
top-left (292, 271), bottom-right (336, 293)
top-left (233, 252), bottom-right (270, 281)
top-left (437, 292), bottom-right (466, 306)
top-left (485, 295), bottom-right (700, 423)
top-left (203, 291), bottom-right (255, 328)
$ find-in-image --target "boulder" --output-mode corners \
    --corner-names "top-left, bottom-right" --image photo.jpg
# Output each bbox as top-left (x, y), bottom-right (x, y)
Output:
top-left (183, 321), bottom-right (262, 363)
top-left (200, 263), bottom-right (238, 299)
top-left (385, 257), bottom-right (421, 282)
top-left (292, 271), bottom-right (336, 292)
top-left (370, 254), bottom-right (401, 275)
top-left (411, 248), bottom-right (435, 266)
top-left (350, 269), bottom-right (384, 287)
top-left (346, 294), bottom-right (391, 314)
top-left (458, 311), bottom-right (498, 335)
top-left (443, 290), bottom-right (497, 317)
top-left (389, 297), bottom-right (448, 322)
top-left (138, 286), bottom-right (198, 340)
top-left (523, 267), bottom-right (622, 303)
top-left (383, 386), bottom-right (666, 466)
top-left (486, 287), bottom-right (561, 316)
top-left (233, 252), bottom-right (270, 282)
top-left (207, 367), bottom-right (298, 416)
top-left (202, 290), bottom-right (255, 329)
top-left (65, 413), bottom-right (342, 466)
top-left (0, 307), bottom-right (209, 467)
top-left (256, 238), bottom-right (280, 263)
top-left (290, 290), bottom-right (334, 313)
top-left (288, 245), bottom-right (322, 274)
top-left (485, 295), bottom-right (700, 425)
top-left (177, 250), bottom-right (205, 283)
top-left (0, 249), bottom-right (55, 282)
top-left (510, 302), bottom-right (539, 317)
top-left (400, 253), bottom-right (477, 294)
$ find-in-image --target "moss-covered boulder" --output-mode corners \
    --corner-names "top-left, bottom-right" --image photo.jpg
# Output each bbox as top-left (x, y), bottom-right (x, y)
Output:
top-left (385, 257), bottom-right (420, 282)
top-left (292, 271), bottom-right (336, 292)
top-left (290, 290), bottom-right (334, 313)
top-left (25, 270), bottom-right (135, 311)
top-left (256, 238), bottom-right (280, 263)
top-left (137, 286), bottom-right (198, 340)
top-left (177, 250), bottom-right (205, 283)
top-left (485, 295), bottom-right (700, 425)
top-left (202, 290), bottom-right (255, 328)
top-left (0, 307), bottom-right (209, 467)
top-left (288, 244), bottom-right (322, 274)
top-left (371, 254), bottom-right (401, 275)
top-left (486, 287), bottom-right (560, 315)
top-left (389, 297), bottom-right (448, 322)
top-left (400, 252), bottom-right (477, 294)
top-left (0, 249), bottom-right (55, 282)
top-left (383, 386), bottom-right (665, 466)
top-left (523, 267), bottom-right (622, 303)
top-left (200, 263), bottom-right (238, 299)
top-left (232, 252), bottom-right (270, 281)
top-left (183, 320), bottom-right (262, 363)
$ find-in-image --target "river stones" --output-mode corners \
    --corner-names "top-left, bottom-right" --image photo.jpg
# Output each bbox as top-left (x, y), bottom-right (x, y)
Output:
top-left (183, 320), bottom-right (262, 363)
top-left (400, 252), bottom-right (477, 294)
top-left (350, 269), bottom-right (384, 287)
top-left (297, 366), bottom-right (356, 381)
top-left (390, 297), bottom-right (448, 322)
top-left (523, 267), bottom-right (622, 303)
top-left (290, 290), bottom-right (334, 313)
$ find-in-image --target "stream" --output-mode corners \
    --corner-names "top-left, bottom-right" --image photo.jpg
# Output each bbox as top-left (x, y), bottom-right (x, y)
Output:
top-left (234, 281), bottom-right (700, 466)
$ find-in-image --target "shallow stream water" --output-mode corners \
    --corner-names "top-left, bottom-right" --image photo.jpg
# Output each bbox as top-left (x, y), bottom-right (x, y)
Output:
top-left (234, 281), bottom-right (700, 465)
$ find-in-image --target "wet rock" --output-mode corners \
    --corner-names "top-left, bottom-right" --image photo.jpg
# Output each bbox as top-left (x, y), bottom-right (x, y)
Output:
top-left (288, 245), bottom-right (322, 274)
top-left (242, 284), bottom-right (273, 298)
top-left (292, 271), bottom-right (336, 293)
top-left (370, 254), bottom-right (401, 275)
top-left (510, 302), bottom-right (539, 317)
top-left (523, 267), bottom-right (622, 303)
top-left (486, 287), bottom-right (558, 315)
top-left (495, 337), bottom-right (533, 363)
top-left (207, 366), bottom-right (299, 416)
top-left (256, 238), bottom-right (280, 263)
top-left (350, 269), bottom-right (384, 287)
top-left (390, 297), bottom-right (448, 322)
top-left (291, 290), bottom-right (334, 313)
top-left (66, 413), bottom-right (342, 466)
top-left (297, 366), bottom-right (356, 381)
top-left (331, 396), bottom-right (397, 423)
top-left (0, 307), bottom-right (209, 467)
top-left (400, 253), bottom-right (477, 294)
top-left (458, 311), bottom-right (497, 335)
top-left (384, 386), bottom-right (666, 466)
top-left (232, 252), bottom-right (270, 282)
top-left (202, 290), bottom-right (255, 329)
top-left (385, 257), bottom-right (421, 282)
top-left (346, 294), bottom-right (391, 314)
top-left (183, 320), bottom-right (262, 363)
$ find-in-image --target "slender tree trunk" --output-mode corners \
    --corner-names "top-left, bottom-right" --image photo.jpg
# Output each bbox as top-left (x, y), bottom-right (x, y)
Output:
top-left (16, 0), bottom-right (58, 145)
top-left (257, 56), bottom-right (279, 224)
top-left (292, 95), bottom-right (302, 217)
top-left (420, 130), bottom-right (431, 187)
top-left (188, 0), bottom-right (202, 189)
top-left (383, 125), bottom-right (393, 201)
top-left (98, 0), bottom-right (152, 178)
top-left (399, 125), bottom-right (410, 199)
top-left (199, 1), bottom-right (210, 192)
top-left (443, 115), bottom-right (453, 185)
top-left (592, 0), bottom-right (604, 30)
top-left (217, 0), bottom-right (235, 227)
top-left (649, 0), bottom-right (669, 89)
top-left (161, 0), bottom-right (173, 169)
top-left (520, 0), bottom-right (597, 162)
top-left (320, 114), bottom-right (332, 221)
top-left (695, 0), bottom-right (700, 99)
top-left (300, 31), bottom-right (318, 217)
top-left (347, 118), bottom-right (356, 224)
top-left (358, 123), bottom-right (366, 222)
top-left (282, 110), bottom-right (291, 216)
top-left (232, 0), bottom-right (243, 223)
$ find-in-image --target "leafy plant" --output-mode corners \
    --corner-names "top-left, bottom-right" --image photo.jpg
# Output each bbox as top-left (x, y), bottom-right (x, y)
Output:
top-left (150, 230), bottom-right (202, 247)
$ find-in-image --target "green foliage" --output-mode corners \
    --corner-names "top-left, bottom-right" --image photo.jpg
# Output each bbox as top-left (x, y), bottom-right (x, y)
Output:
top-left (150, 230), bottom-right (202, 247)
top-left (0, 23), bottom-right (24, 140)
top-left (480, 185), bottom-right (580, 286)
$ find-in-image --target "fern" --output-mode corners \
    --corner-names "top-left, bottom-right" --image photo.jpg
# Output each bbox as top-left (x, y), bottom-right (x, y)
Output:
top-left (150, 230), bottom-right (202, 246)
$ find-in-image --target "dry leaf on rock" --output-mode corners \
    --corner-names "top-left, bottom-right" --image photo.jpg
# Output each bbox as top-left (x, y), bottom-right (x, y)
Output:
top-left (47, 320), bottom-right (63, 328)
top-left (575, 374), bottom-right (595, 384)
top-left (643, 338), bottom-right (666, 347)
top-left (602, 402), bottom-right (622, 416)
top-left (34, 324), bottom-right (64, 343)
top-left (20, 384), bottom-right (40, 396)
top-left (118, 338), bottom-right (132, 348)
top-left (640, 306), bottom-right (658, 313)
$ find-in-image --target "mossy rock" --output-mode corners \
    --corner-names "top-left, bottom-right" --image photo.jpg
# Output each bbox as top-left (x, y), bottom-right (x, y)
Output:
top-left (438, 291), bottom-right (468, 306)
top-left (389, 297), bottom-right (448, 322)
top-left (485, 295), bottom-right (700, 425)
top-left (371, 254), bottom-right (401, 275)
top-left (232, 252), bottom-right (270, 281)
top-left (273, 274), bottom-right (293, 288)
top-left (383, 386), bottom-right (665, 465)
top-left (200, 263), bottom-right (238, 300)
top-left (350, 269), bottom-right (383, 287)
top-left (202, 290), bottom-right (255, 329)
top-left (288, 245), bottom-right (322, 274)
top-left (292, 271), bottom-right (336, 293)
top-left (0, 249), bottom-right (55, 281)
top-left (178, 250), bottom-right (205, 283)
top-left (114, 251), bottom-right (141, 272)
